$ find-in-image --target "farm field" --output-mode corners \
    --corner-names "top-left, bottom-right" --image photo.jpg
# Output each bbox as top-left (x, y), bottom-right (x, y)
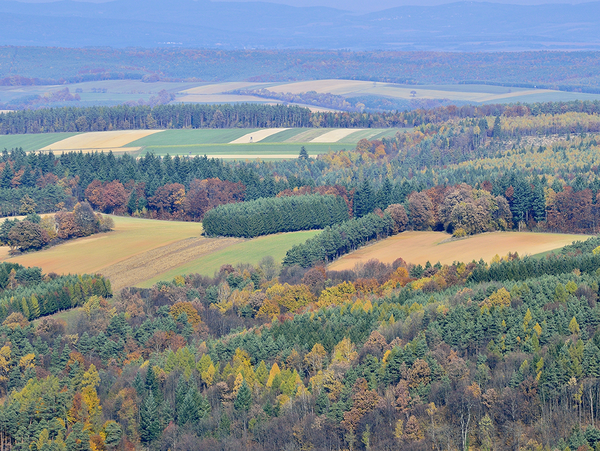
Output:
top-left (4, 79), bottom-right (600, 111)
top-left (0, 216), bottom-right (320, 290)
top-left (267, 79), bottom-right (600, 104)
top-left (137, 229), bottom-right (320, 288)
top-left (0, 216), bottom-right (205, 289)
top-left (0, 132), bottom-right (80, 152)
top-left (327, 230), bottom-right (594, 270)
top-left (0, 128), bottom-right (402, 159)
top-left (40, 129), bottom-right (164, 153)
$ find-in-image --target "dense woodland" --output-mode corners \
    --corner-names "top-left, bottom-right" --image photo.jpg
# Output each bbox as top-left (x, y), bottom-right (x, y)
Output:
top-left (3, 99), bottom-right (600, 133)
top-left (3, 100), bottom-right (600, 449)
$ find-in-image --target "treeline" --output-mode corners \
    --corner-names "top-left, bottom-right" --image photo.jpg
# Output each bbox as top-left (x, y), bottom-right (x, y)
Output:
top-left (0, 263), bottom-right (111, 321)
top-left (0, 103), bottom-right (312, 134)
top-left (283, 212), bottom-right (395, 267)
top-left (202, 194), bottom-right (348, 238)
top-left (0, 149), bottom-right (310, 219)
top-left (5, 97), bottom-right (600, 134)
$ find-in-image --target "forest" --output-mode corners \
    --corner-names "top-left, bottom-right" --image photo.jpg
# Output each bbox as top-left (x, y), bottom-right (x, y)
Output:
top-left (3, 99), bottom-right (600, 450)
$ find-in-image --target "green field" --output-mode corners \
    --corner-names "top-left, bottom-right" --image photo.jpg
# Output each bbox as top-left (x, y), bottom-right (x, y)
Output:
top-left (128, 129), bottom-right (260, 146)
top-left (137, 230), bottom-right (319, 287)
top-left (0, 133), bottom-right (80, 152)
top-left (131, 127), bottom-right (405, 158)
top-left (0, 127), bottom-right (406, 159)
top-left (0, 215), bottom-right (319, 289)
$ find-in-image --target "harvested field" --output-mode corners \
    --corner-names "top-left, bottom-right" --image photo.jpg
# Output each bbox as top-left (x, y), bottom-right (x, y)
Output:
top-left (181, 82), bottom-right (268, 95)
top-left (327, 231), bottom-right (593, 270)
top-left (310, 129), bottom-right (365, 142)
top-left (229, 128), bottom-right (290, 143)
top-left (269, 80), bottom-right (372, 95)
top-left (1, 216), bottom-right (320, 290)
top-left (0, 216), bottom-right (206, 288)
top-left (138, 229), bottom-right (320, 287)
top-left (100, 236), bottom-right (244, 289)
top-left (178, 94), bottom-right (277, 104)
top-left (40, 130), bottom-right (164, 151)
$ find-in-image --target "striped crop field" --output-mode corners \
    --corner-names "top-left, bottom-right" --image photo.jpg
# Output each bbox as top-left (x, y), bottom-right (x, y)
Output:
top-left (0, 133), bottom-right (81, 152)
top-left (0, 127), bottom-right (405, 160)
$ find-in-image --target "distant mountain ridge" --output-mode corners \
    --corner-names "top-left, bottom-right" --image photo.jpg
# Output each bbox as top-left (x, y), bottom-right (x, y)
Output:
top-left (0, 0), bottom-right (599, 50)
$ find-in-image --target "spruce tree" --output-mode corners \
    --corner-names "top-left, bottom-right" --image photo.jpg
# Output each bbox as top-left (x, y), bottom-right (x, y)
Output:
top-left (234, 380), bottom-right (252, 414)
top-left (139, 393), bottom-right (160, 444)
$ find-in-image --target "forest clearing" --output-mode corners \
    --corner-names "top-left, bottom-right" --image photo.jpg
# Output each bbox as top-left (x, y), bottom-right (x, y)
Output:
top-left (327, 230), bottom-right (593, 270)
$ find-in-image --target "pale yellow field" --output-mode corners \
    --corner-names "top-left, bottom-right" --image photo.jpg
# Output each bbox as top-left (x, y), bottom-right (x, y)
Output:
top-left (310, 129), bottom-right (364, 142)
top-left (366, 86), bottom-right (555, 102)
top-left (327, 231), bottom-right (593, 270)
top-left (0, 216), bottom-right (212, 289)
top-left (181, 82), bottom-right (268, 95)
top-left (178, 94), bottom-right (280, 104)
top-left (229, 128), bottom-right (290, 143)
top-left (267, 79), bottom-right (555, 103)
top-left (269, 79), bottom-right (373, 95)
top-left (41, 130), bottom-right (164, 151)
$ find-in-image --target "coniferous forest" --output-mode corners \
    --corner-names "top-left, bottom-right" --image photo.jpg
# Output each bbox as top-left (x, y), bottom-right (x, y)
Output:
top-left (4, 98), bottom-right (600, 451)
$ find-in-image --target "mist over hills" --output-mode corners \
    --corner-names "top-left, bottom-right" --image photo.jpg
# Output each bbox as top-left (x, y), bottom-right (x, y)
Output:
top-left (1, 0), bottom-right (600, 50)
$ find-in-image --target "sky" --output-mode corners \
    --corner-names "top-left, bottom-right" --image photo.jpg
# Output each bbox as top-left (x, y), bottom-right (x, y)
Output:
top-left (11, 0), bottom-right (597, 12)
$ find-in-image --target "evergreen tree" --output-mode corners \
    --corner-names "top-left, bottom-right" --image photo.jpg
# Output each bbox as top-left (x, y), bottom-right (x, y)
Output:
top-left (299, 146), bottom-right (309, 160)
top-left (139, 393), bottom-right (161, 444)
top-left (234, 380), bottom-right (252, 413)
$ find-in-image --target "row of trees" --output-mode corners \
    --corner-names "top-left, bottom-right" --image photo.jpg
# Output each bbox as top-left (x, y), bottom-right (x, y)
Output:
top-left (0, 103), bottom-right (312, 134)
top-left (203, 194), bottom-right (349, 238)
top-left (283, 212), bottom-right (395, 267)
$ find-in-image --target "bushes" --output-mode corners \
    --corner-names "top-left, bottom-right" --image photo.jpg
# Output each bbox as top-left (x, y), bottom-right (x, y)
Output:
top-left (202, 194), bottom-right (349, 238)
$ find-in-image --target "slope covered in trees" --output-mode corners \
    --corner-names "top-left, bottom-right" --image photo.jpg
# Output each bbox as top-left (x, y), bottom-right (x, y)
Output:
top-left (2, 235), bottom-right (600, 450)
top-left (5, 100), bottom-right (600, 450)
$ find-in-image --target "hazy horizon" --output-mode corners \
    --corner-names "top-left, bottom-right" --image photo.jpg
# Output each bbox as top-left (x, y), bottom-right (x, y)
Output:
top-left (9, 0), bottom-right (599, 13)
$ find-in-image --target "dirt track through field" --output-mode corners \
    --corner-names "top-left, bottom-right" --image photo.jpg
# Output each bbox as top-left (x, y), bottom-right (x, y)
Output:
top-left (98, 236), bottom-right (244, 290)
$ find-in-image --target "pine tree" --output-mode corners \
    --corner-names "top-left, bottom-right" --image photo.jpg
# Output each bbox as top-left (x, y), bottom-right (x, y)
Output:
top-left (234, 380), bottom-right (252, 413)
top-left (299, 146), bottom-right (309, 160)
top-left (139, 393), bottom-right (160, 444)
